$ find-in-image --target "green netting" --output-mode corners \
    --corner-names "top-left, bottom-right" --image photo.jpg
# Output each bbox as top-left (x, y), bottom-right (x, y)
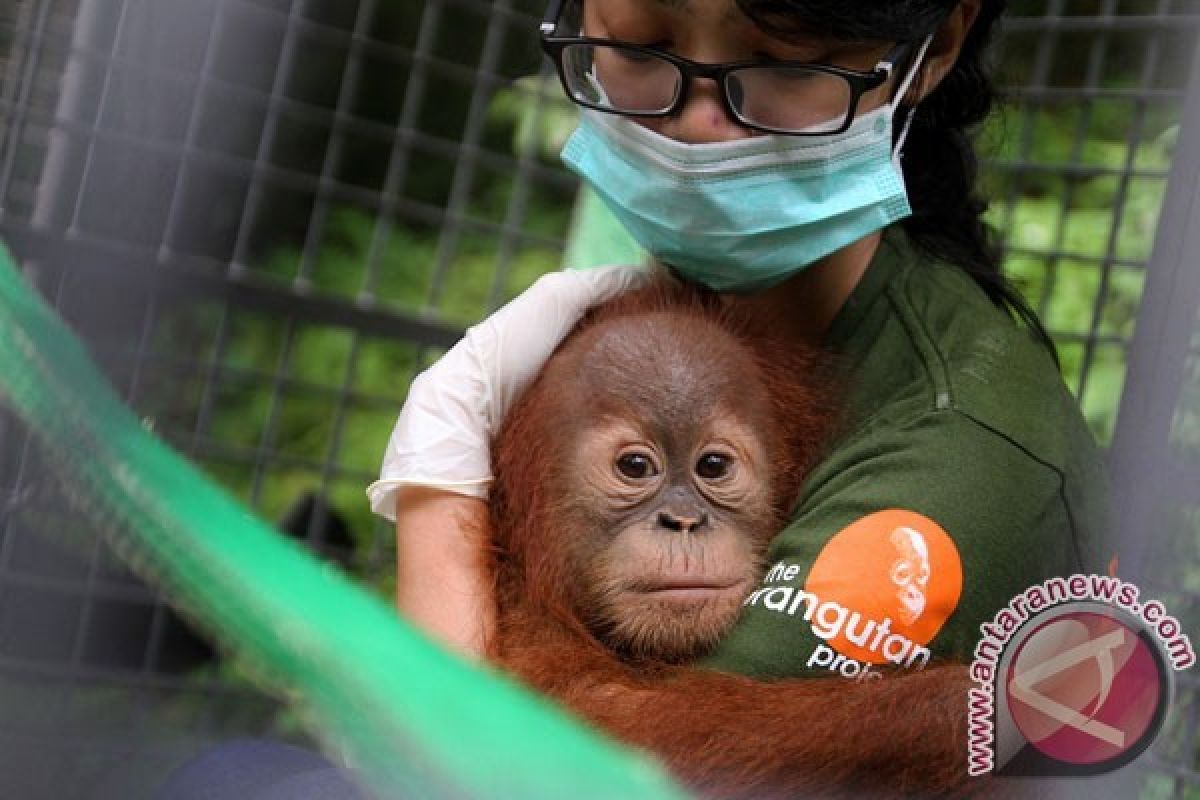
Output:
top-left (0, 243), bottom-right (689, 800)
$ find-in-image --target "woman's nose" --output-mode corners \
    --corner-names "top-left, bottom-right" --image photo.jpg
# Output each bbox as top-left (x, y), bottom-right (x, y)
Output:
top-left (650, 78), bottom-right (755, 144)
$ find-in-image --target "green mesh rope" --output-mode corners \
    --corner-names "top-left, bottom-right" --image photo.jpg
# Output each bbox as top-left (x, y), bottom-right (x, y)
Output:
top-left (0, 243), bottom-right (689, 800)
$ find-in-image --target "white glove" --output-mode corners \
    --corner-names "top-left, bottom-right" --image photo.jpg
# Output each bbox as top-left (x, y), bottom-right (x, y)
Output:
top-left (367, 264), bottom-right (652, 521)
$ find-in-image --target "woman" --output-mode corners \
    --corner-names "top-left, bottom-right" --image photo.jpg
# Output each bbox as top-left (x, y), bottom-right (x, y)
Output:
top-left (369, 0), bottom-right (1108, 698)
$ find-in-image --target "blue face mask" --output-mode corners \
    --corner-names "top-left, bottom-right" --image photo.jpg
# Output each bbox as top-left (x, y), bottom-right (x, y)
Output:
top-left (561, 40), bottom-right (931, 293)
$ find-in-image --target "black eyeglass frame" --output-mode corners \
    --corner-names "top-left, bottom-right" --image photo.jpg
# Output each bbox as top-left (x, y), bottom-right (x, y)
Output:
top-left (539, 0), bottom-right (912, 136)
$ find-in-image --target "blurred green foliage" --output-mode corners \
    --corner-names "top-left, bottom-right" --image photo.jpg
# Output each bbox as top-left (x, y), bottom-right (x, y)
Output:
top-left (981, 106), bottom-right (1177, 443)
top-left (244, 0), bottom-right (550, 257)
top-left (186, 192), bottom-right (570, 593)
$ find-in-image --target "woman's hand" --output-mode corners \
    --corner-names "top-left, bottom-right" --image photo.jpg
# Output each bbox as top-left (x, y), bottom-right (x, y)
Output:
top-left (370, 265), bottom-right (652, 657)
top-left (369, 265), bottom-right (651, 510)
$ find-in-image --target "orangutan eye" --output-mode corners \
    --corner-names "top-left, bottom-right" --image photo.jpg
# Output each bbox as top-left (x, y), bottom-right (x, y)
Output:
top-left (695, 452), bottom-right (733, 481)
top-left (616, 452), bottom-right (658, 480)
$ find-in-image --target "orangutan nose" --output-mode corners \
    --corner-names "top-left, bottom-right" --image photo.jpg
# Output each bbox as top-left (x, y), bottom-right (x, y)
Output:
top-left (657, 510), bottom-right (709, 533)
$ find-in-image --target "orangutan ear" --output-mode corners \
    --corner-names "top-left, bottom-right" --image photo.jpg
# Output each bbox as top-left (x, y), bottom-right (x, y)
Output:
top-left (905, 0), bottom-right (983, 105)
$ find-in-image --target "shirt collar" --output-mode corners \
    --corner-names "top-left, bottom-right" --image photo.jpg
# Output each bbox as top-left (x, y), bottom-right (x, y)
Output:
top-left (823, 228), bottom-right (914, 350)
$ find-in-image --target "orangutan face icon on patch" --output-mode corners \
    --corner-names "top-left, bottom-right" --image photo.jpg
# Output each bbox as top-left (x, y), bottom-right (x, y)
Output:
top-left (803, 510), bottom-right (962, 665)
top-left (889, 526), bottom-right (932, 625)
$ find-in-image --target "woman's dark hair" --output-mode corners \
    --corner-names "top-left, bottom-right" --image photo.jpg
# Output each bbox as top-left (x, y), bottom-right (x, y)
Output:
top-left (738, 0), bottom-right (1058, 360)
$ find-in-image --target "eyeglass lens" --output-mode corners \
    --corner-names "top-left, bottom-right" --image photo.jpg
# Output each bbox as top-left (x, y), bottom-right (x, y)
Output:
top-left (559, 43), bottom-right (855, 133)
top-left (562, 44), bottom-right (681, 113)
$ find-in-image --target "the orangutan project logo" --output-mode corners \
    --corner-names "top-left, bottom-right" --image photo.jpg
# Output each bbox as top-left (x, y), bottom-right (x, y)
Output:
top-left (744, 510), bottom-right (963, 681)
top-left (967, 575), bottom-right (1196, 777)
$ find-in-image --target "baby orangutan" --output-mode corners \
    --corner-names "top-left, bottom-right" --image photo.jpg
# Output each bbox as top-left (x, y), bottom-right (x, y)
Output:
top-left (488, 284), bottom-right (978, 799)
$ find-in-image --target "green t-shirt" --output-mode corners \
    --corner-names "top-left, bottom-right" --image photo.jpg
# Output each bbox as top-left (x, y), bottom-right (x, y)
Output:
top-left (702, 232), bottom-right (1111, 681)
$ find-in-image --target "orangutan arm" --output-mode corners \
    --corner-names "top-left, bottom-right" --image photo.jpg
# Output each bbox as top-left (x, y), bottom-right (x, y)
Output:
top-left (598, 666), bottom-right (972, 799)
top-left (504, 644), bottom-right (976, 800)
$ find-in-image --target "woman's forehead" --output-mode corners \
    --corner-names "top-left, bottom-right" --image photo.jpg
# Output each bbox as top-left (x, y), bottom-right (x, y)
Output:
top-left (585, 0), bottom-right (909, 45)
top-left (647, 0), bottom-right (739, 15)
top-left (591, 0), bottom-right (748, 23)
top-left (585, 0), bottom-right (824, 46)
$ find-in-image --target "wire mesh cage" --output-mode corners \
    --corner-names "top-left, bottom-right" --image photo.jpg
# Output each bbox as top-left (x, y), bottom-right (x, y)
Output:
top-left (0, 0), bottom-right (1198, 797)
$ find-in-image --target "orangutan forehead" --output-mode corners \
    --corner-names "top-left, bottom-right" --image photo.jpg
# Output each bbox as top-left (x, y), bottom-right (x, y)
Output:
top-left (578, 404), bottom-right (757, 449)
top-left (578, 312), bottom-right (763, 386)
top-left (577, 355), bottom-right (760, 436)
top-left (552, 311), bottom-right (772, 428)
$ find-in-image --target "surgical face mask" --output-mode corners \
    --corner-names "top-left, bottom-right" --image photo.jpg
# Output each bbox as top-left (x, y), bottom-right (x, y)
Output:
top-left (561, 39), bottom-right (932, 294)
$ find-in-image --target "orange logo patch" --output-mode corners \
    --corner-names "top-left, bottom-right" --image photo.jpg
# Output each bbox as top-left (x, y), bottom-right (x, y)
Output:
top-left (804, 510), bottom-right (963, 665)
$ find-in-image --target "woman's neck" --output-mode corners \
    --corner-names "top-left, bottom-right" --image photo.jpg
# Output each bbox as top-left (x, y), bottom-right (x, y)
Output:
top-left (717, 231), bottom-right (883, 344)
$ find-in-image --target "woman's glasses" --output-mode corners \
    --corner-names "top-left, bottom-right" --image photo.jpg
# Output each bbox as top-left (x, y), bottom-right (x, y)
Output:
top-left (539, 0), bottom-right (909, 136)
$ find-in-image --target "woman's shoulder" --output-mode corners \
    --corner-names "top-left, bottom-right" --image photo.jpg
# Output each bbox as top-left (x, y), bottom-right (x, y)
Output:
top-left (839, 239), bottom-right (1094, 473)
top-left (811, 240), bottom-right (1112, 572)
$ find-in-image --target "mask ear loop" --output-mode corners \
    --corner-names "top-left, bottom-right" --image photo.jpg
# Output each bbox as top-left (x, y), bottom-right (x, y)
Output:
top-left (891, 33), bottom-right (935, 162)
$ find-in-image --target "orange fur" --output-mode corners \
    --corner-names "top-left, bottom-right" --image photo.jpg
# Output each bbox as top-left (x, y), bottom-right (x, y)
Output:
top-left (488, 283), bottom-right (989, 798)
